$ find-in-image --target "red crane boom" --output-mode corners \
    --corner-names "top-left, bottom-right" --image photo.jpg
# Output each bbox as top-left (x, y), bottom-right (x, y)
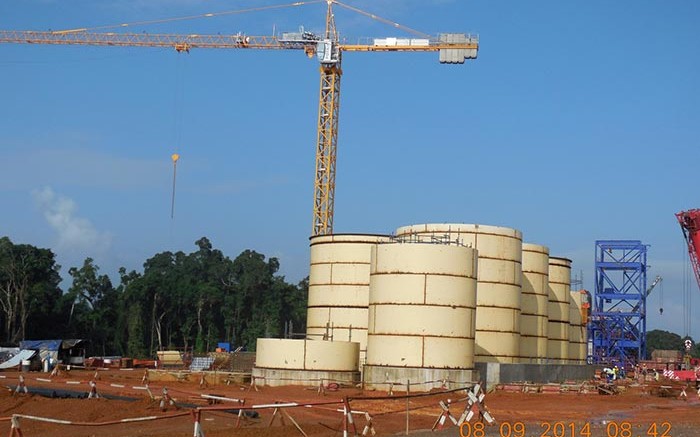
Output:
top-left (676, 209), bottom-right (700, 291)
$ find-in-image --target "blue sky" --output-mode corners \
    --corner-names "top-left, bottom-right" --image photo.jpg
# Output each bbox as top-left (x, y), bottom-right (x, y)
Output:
top-left (1, 1), bottom-right (698, 339)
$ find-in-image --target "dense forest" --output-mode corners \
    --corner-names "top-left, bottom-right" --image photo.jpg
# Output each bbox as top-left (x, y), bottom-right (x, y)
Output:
top-left (0, 236), bottom-right (307, 358)
top-left (646, 329), bottom-right (700, 359)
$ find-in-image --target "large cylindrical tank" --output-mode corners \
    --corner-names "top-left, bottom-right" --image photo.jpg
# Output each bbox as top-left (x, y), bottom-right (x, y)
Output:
top-left (366, 242), bottom-right (478, 369)
top-left (569, 290), bottom-right (587, 364)
top-left (395, 224), bottom-right (522, 363)
top-left (547, 257), bottom-right (571, 363)
top-left (306, 234), bottom-right (390, 363)
top-left (520, 243), bottom-right (549, 363)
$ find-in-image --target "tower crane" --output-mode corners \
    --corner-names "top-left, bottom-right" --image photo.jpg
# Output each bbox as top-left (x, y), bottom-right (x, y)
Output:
top-left (676, 209), bottom-right (700, 292)
top-left (0, 0), bottom-right (478, 236)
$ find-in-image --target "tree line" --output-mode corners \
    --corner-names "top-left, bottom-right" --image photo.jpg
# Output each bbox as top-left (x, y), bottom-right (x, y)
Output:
top-left (0, 236), bottom-right (307, 358)
top-left (646, 329), bottom-right (700, 359)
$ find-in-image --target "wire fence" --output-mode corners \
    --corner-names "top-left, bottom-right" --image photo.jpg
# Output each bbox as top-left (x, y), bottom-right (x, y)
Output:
top-left (3, 381), bottom-right (494, 437)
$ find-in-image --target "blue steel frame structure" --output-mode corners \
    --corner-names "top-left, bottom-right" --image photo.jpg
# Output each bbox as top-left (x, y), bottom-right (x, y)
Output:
top-left (589, 240), bottom-right (648, 367)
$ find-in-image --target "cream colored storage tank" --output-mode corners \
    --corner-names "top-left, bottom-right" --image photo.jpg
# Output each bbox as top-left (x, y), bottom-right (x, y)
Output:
top-left (568, 290), bottom-right (587, 364)
top-left (547, 257), bottom-right (571, 363)
top-left (253, 338), bottom-right (360, 387)
top-left (256, 338), bottom-right (359, 371)
top-left (366, 242), bottom-right (478, 370)
top-left (520, 243), bottom-right (549, 363)
top-left (306, 234), bottom-right (390, 364)
top-left (395, 224), bottom-right (522, 363)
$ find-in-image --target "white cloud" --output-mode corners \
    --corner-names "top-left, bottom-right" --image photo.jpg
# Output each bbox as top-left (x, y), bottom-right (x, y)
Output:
top-left (32, 187), bottom-right (112, 253)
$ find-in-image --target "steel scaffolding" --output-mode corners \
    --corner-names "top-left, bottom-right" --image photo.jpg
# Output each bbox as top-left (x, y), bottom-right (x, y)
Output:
top-left (589, 240), bottom-right (648, 367)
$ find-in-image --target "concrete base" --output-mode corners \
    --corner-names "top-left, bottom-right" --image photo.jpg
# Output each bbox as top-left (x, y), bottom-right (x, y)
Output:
top-left (252, 367), bottom-right (360, 387)
top-left (362, 365), bottom-right (476, 392)
top-left (475, 362), bottom-right (597, 391)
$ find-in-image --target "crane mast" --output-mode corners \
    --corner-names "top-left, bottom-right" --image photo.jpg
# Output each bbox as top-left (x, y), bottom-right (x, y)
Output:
top-left (0, 1), bottom-right (478, 236)
top-left (313, 0), bottom-right (341, 236)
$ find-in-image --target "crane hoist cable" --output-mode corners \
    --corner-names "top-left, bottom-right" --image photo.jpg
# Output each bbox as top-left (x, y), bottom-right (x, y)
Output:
top-left (683, 247), bottom-right (692, 336)
top-left (170, 59), bottom-right (184, 215)
top-left (170, 54), bottom-right (187, 220)
top-left (52, 1), bottom-right (325, 33)
top-left (332, 1), bottom-right (431, 38)
top-left (171, 153), bottom-right (180, 219)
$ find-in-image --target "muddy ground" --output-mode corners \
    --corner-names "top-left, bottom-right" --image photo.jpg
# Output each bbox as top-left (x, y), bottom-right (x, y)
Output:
top-left (0, 368), bottom-right (698, 436)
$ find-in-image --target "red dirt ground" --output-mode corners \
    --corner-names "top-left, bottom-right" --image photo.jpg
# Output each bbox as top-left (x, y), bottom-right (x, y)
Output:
top-left (1, 369), bottom-right (699, 436)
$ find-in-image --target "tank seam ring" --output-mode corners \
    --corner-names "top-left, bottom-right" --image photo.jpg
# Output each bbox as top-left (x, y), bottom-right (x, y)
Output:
top-left (474, 304), bottom-right (521, 310)
top-left (474, 329), bottom-right (520, 334)
top-left (477, 255), bottom-right (522, 263)
top-left (363, 364), bottom-right (475, 370)
top-left (476, 280), bottom-right (521, 286)
top-left (370, 272), bottom-right (476, 279)
top-left (368, 334), bottom-right (475, 340)
top-left (307, 305), bottom-right (368, 309)
top-left (255, 366), bottom-right (359, 372)
top-left (310, 261), bottom-right (371, 265)
top-left (309, 283), bottom-right (369, 287)
top-left (520, 291), bottom-right (549, 296)
top-left (369, 303), bottom-right (474, 309)
top-left (548, 299), bottom-right (571, 304)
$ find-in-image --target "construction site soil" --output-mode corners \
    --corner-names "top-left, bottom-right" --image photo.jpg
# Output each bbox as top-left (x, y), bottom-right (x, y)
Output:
top-left (0, 369), bottom-right (699, 436)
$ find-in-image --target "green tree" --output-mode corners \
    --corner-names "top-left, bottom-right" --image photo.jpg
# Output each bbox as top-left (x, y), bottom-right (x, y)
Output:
top-left (646, 329), bottom-right (684, 359)
top-left (0, 237), bottom-right (62, 342)
top-left (113, 267), bottom-right (142, 356)
top-left (227, 250), bottom-right (282, 350)
top-left (282, 276), bottom-right (309, 335)
top-left (64, 258), bottom-right (120, 355)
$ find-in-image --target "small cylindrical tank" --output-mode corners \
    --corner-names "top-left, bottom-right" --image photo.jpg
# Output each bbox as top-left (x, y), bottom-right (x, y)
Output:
top-left (256, 338), bottom-right (359, 371)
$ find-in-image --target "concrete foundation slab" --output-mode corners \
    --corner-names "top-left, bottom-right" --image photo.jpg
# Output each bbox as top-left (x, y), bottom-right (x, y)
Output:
top-left (252, 367), bottom-right (360, 387)
top-left (474, 362), bottom-right (596, 391)
top-left (362, 365), bottom-right (476, 392)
